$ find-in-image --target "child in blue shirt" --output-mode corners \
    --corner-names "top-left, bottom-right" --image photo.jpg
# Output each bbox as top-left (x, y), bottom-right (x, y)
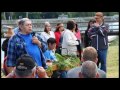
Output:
top-left (44, 38), bottom-right (57, 62)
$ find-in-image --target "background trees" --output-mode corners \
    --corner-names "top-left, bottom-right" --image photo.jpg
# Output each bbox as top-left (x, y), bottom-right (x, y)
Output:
top-left (1, 12), bottom-right (119, 20)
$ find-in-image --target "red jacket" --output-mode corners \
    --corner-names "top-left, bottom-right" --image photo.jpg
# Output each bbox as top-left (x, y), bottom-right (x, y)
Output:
top-left (54, 31), bottom-right (61, 48)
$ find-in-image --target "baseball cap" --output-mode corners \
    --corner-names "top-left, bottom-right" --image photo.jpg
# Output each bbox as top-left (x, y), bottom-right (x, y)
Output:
top-left (15, 54), bottom-right (36, 77)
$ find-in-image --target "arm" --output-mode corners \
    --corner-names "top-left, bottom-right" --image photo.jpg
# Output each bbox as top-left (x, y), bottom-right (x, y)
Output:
top-left (36, 66), bottom-right (49, 78)
top-left (64, 32), bottom-right (79, 46)
top-left (54, 32), bottom-right (59, 48)
top-left (7, 36), bottom-right (17, 74)
top-left (87, 26), bottom-right (100, 39)
top-left (36, 34), bottom-right (47, 52)
top-left (5, 68), bottom-right (15, 78)
top-left (39, 49), bottom-right (48, 69)
top-left (97, 24), bottom-right (109, 36)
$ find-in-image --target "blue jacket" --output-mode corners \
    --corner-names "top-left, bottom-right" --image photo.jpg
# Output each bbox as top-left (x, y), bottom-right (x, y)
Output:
top-left (7, 31), bottom-right (47, 69)
top-left (88, 23), bottom-right (109, 50)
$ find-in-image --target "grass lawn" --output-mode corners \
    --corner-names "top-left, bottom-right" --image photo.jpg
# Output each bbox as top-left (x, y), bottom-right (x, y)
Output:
top-left (107, 37), bottom-right (119, 78)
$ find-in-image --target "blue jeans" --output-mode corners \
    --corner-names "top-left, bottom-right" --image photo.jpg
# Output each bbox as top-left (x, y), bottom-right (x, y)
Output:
top-left (97, 49), bottom-right (108, 72)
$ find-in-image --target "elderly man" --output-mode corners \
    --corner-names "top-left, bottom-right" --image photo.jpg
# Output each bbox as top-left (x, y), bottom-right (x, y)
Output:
top-left (6, 18), bottom-right (47, 74)
top-left (5, 54), bottom-right (48, 78)
top-left (79, 61), bottom-right (99, 78)
top-left (67, 46), bottom-right (106, 78)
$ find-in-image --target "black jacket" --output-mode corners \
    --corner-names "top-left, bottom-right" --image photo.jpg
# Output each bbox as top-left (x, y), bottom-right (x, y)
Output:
top-left (2, 38), bottom-right (9, 57)
top-left (88, 23), bottom-right (109, 50)
top-left (84, 30), bottom-right (91, 47)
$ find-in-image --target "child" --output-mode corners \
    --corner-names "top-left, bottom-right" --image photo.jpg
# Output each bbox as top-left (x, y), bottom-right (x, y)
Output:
top-left (44, 38), bottom-right (57, 64)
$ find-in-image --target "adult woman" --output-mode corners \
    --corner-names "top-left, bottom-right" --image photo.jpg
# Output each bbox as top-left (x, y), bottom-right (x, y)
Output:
top-left (54, 23), bottom-right (64, 54)
top-left (6, 18), bottom-right (47, 74)
top-left (41, 22), bottom-right (55, 48)
top-left (84, 19), bottom-right (96, 47)
top-left (62, 20), bottom-right (79, 56)
top-left (72, 21), bottom-right (83, 60)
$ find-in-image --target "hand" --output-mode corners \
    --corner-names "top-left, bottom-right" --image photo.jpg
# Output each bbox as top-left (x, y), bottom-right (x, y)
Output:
top-left (32, 36), bottom-right (41, 46)
top-left (94, 23), bottom-right (100, 27)
top-left (5, 67), bottom-right (16, 78)
top-left (46, 60), bottom-right (52, 66)
top-left (36, 66), bottom-right (49, 78)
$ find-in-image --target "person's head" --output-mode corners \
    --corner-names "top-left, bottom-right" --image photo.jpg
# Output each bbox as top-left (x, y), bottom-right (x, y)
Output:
top-left (94, 12), bottom-right (104, 24)
top-left (82, 46), bottom-right (98, 63)
top-left (87, 19), bottom-right (96, 30)
top-left (47, 38), bottom-right (56, 50)
top-left (67, 20), bottom-right (76, 31)
top-left (44, 22), bottom-right (51, 33)
top-left (19, 18), bottom-right (32, 34)
top-left (55, 23), bottom-right (64, 32)
top-left (4, 26), bottom-right (14, 38)
top-left (79, 61), bottom-right (99, 78)
top-left (71, 20), bottom-right (79, 32)
top-left (15, 54), bottom-right (36, 78)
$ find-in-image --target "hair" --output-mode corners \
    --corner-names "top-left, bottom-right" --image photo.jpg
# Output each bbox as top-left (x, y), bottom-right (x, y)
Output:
top-left (67, 20), bottom-right (75, 30)
top-left (95, 12), bottom-right (104, 24)
top-left (18, 18), bottom-right (31, 26)
top-left (55, 23), bottom-right (62, 32)
top-left (75, 23), bottom-right (79, 32)
top-left (47, 38), bottom-right (56, 45)
top-left (15, 68), bottom-right (33, 78)
top-left (83, 47), bottom-right (98, 62)
top-left (81, 61), bottom-right (98, 78)
top-left (15, 54), bottom-right (36, 77)
top-left (87, 19), bottom-right (96, 31)
top-left (44, 22), bottom-right (51, 33)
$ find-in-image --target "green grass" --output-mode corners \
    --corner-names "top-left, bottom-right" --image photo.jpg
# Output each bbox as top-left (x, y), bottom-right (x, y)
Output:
top-left (109, 36), bottom-right (119, 46)
top-left (107, 38), bottom-right (119, 78)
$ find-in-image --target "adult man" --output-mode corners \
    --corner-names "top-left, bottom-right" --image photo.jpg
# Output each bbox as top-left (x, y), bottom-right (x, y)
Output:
top-left (88, 12), bottom-right (109, 72)
top-left (79, 61), bottom-right (99, 78)
top-left (7, 18), bottom-right (47, 74)
top-left (6, 54), bottom-right (48, 78)
top-left (67, 47), bottom-right (106, 78)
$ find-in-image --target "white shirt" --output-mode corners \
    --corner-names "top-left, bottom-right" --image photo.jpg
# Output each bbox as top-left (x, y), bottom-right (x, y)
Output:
top-left (62, 29), bottom-right (79, 55)
top-left (41, 31), bottom-right (55, 43)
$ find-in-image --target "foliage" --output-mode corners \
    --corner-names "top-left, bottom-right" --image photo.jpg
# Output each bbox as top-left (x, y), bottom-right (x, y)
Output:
top-left (46, 65), bottom-right (53, 77)
top-left (1, 12), bottom-right (119, 20)
top-left (53, 53), bottom-right (80, 70)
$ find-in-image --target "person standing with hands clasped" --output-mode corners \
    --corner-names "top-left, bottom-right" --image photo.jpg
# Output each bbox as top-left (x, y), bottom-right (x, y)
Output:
top-left (88, 12), bottom-right (109, 72)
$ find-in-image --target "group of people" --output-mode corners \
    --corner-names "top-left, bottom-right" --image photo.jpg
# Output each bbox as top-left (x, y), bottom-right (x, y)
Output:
top-left (1, 12), bottom-right (109, 78)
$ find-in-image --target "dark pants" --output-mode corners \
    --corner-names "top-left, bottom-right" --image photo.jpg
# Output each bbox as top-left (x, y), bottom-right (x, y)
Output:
top-left (97, 48), bottom-right (108, 72)
top-left (51, 70), bottom-right (67, 78)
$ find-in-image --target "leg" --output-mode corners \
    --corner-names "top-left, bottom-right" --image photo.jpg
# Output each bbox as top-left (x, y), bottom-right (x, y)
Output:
top-left (98, 49), bottom-right (108, 72)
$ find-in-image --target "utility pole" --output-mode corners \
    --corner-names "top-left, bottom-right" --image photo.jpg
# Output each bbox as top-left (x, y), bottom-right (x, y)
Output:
top-left (26, 12), bottom-right (29, 18)
top-left (3, 12), bottom-right (6, 20)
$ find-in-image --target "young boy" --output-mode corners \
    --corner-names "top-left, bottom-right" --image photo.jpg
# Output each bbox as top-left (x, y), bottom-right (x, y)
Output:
top-left (44, 38), bottom-right (57, 64)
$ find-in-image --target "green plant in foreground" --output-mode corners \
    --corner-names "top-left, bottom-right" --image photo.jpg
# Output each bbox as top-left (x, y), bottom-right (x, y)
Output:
top-left (54, 53), bottom-right (80, 70)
